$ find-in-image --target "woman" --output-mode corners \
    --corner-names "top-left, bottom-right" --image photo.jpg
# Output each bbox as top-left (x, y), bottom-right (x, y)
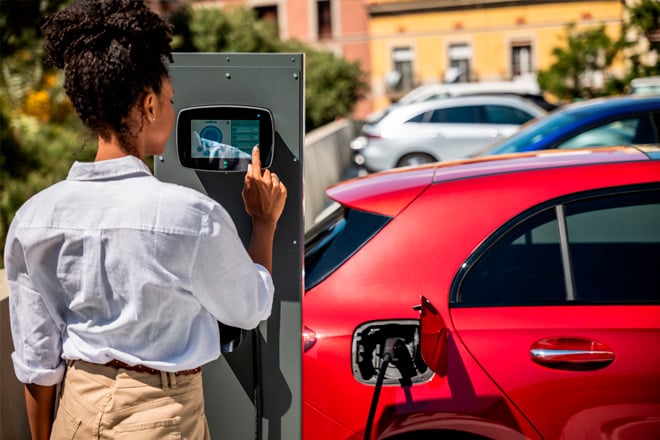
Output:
top-left (4, 1), bottom-right (287, 438)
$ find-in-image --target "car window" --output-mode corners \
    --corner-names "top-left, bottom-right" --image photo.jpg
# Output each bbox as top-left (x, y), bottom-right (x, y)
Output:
top-left (429, 106), bottom-right (481, 123)
top-left (479, 112), bottom-right (581, 154)
top-left (458, 208), bottom-right (566, 306)
top-left (483, 105), bottom-right (535, 125)
top-left (305, 205), bottom-right (391, 290)
top-left (407, 111), bottom-right (429, 123)
top-left (456, 187), bottom-right (660, 306)
top-left (557, 114), bottom-right (659, 149)
top-left (564, 190), bottom-right (660, 303)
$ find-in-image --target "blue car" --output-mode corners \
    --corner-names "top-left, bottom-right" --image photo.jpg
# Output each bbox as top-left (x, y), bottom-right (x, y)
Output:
top-left (475, 95), bottom-right (660, 156)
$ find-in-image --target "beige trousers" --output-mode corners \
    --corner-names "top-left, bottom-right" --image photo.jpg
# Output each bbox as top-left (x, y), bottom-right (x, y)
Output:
top-left (50, 360), bottom-right (210, 440)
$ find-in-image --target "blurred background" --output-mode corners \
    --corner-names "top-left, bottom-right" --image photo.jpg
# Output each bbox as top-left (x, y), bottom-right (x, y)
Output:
top-left (1, 0), bottom-right (660, 267)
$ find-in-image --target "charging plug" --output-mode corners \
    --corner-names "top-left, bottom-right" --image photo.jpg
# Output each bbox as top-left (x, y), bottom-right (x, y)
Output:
top-left (383, 337), bottom-right (406, 362)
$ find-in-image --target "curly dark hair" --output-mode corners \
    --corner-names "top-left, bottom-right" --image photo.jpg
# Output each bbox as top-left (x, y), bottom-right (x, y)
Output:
top-left (43, 0), bottom-right (173, 155)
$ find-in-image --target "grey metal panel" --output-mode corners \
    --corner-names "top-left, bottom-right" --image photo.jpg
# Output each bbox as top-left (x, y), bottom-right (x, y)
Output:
top-left (155, 53), bottom-right (303, 440)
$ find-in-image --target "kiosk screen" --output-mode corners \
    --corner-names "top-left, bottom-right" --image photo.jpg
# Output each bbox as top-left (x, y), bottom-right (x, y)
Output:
top-left (177, 106), bottom-right (274, 171)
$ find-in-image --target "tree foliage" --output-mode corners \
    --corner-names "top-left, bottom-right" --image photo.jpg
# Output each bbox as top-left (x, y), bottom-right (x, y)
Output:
top-left (538, 1), bottom-right (660, 101)
top-left (1, 0), bottom-right (97, 266)
top-left (622, 0), bottom-right (660, 79)
top-left (537, 24), bottom-right (621, 101)
top-left (169, 6), bottom-right (366, 131)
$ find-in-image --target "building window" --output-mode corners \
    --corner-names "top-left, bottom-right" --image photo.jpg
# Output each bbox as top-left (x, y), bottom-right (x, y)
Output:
top-left (448, 43), bottom-right (472, 83)
top-left (391, 47), bottom-right (415, 92)
top-left (317, 0), bottom-right (332, 40)
top-left (254, 5), bottom-right (279, 34)
top-left (511, 43), bottom-right (533, 78)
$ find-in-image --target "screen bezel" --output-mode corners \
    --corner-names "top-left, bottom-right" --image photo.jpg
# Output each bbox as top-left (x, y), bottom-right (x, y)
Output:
top-left (177, 105), bottom-right (274, 171)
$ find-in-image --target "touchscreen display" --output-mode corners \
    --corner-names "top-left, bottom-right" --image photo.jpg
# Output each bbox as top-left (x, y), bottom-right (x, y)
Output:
top-left (177, 106), bottom-right (274, 171)
top-left (191, 119), bottom-right (257, 160)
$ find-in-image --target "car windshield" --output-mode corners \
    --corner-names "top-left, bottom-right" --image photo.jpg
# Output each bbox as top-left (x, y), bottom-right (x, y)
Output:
top-left (478, 111), bottom-right (581, 155)
top-left (305, 204), bottom-right (391, 290)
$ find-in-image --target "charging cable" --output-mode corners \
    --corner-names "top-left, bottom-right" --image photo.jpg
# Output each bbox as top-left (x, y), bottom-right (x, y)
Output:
top-left (364, 338), bottom-right (406, 440)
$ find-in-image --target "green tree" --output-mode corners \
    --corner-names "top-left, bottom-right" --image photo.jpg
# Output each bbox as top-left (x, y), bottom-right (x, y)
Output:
top-left (537, 23), bottom-right (621, 101)
top-left (622, 0), bottom-right (660, 80)
top-left (170, 5), bottom-right (366, 131)
top-left (1, 0), bottom-right (96, 266)
top-left (538, 1), bottom-right (660, 101)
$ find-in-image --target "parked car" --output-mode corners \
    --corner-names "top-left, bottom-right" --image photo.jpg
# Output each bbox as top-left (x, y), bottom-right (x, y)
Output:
top-left (351, 95), bottom-right (547, 172)
top-left (475, 95), bottom-right (660, 157)
top-left (364, 80), bottom-right (557, 125)
top-left (303, 146), bottom-right (660, 440)
top-left (630, 76), bottom-right (660, 96)
top-left (396, 80), bottom-right (542, 105)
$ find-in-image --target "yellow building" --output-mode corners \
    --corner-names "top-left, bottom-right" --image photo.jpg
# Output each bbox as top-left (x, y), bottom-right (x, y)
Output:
top-left (366, 0), bottom-right (625, 109)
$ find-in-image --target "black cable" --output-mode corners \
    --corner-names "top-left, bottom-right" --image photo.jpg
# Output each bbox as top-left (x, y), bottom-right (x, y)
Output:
top-left (364, 352), bottom-right (391, 440)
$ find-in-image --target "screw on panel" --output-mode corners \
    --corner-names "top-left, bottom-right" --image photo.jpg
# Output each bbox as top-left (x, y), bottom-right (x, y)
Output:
top-left (293, 73), bottom-right (299, 80)
top-left (226, 57), bottom-right (231, 62)
top-left (225, 73), bottom-right (231, 79)
top-left (291, 57), bottom-right (296, 62)
top-left (293, 157), bottom-right (299, 162)
top-left (158, 156), bottom-right (165, 162)
top-left (293, 240), bottom-right (298, 245)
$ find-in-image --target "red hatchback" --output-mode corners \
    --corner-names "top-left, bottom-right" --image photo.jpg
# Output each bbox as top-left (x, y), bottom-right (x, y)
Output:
top-left (303, 147), bottom-right (660, 440)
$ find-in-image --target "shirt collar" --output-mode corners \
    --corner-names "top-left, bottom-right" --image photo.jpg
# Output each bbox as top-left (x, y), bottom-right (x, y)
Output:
top-left (67, 156), bottom-right (152, 181)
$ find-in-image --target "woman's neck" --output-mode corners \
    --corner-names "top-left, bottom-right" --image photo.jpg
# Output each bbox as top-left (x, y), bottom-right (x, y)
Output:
top-left (96, 135), bottom-right (142, 162)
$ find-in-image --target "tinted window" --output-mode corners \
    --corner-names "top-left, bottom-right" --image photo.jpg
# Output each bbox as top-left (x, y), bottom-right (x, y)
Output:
top-left (565, 190), bottom-right (660, 303)
top-left (407, 111), bottom-right (429, 123)
top-left (457, 188), bottom-right (660, 306)
top-left (458, 208), bottom-right (566, 306)
top-left (483, 105), bottom-right (535, 125)
top-left (481, 111), bottom-right (580, 154)
top-left (429, 106), bottom-right (481, 123)
top-left (557, 113), bottom-right (660, 149)
top-left (305, 205), bottom-right (391, 290)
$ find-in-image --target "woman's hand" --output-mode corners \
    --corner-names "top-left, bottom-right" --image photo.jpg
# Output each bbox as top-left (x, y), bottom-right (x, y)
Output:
top-left (242, 145), bottom-right (287, 227)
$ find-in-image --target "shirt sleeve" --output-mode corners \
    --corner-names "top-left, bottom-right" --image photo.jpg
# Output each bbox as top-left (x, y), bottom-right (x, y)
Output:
top-left (190, 204), bottom-right (275, 330)
top-left (5, 226), bottom-right (66, 386)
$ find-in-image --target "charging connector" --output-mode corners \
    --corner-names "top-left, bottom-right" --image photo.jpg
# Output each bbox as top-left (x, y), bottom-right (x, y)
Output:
top-left (364, 338), bottom-right (406, 440)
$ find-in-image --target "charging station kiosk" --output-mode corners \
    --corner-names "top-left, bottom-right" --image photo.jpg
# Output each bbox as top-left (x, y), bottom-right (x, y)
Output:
top-left (155, 53), bottom-right (304, 440)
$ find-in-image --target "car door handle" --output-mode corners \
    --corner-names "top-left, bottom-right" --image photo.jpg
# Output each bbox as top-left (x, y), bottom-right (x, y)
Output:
top-left (530, 337), bottom-right (615, 370)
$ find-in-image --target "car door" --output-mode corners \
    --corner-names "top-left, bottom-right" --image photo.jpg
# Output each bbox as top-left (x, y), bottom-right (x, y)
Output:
top-left (427, 186), bottom-right (660, 439)
top-left (416, 105), bottom-right (511, 158)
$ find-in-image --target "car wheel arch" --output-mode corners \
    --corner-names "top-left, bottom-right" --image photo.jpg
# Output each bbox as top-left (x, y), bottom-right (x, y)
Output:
top-left (396, 152), bottom-right (438, 168)
top-left (377, 411), bottom-right (533, 440)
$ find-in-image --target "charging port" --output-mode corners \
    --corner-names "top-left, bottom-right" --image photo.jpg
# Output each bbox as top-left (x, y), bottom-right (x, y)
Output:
top-left (352, 320), bottom-right (433, 385)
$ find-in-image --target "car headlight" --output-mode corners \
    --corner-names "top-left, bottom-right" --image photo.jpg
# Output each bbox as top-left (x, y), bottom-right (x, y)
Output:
top-left (350, 136), bottom-right (368, 151)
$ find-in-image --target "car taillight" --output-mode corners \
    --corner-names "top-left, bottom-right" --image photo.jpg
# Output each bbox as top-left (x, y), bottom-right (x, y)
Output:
top-left (303, 326), bottom-right (317, 352)
top-left (365, 133), bottom-right (382, 140)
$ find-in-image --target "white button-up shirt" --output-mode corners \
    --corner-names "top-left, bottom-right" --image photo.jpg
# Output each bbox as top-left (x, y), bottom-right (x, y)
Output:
top-left (5, 156), bottom-right (274, 385)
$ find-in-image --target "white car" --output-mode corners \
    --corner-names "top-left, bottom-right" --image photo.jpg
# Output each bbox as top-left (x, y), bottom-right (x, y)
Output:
top-left (351, 95), bottom-right (547, 171)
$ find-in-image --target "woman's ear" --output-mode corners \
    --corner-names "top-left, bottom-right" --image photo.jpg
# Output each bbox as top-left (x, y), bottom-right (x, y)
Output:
top-left (141, 91), bottom-right (157, 122)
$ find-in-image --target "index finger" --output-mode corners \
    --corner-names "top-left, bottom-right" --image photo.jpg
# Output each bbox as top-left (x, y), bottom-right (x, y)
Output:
top-left (251, 145), bottom-right (261, 177)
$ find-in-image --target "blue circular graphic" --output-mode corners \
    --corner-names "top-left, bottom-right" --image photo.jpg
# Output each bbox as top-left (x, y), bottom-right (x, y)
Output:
top-left (200, 126), bottom-right (223, 143)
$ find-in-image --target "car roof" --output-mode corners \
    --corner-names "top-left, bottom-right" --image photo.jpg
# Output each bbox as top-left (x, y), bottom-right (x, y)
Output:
top-left (473, 95), bottom-right (660, 156)
top-left (558, 95), bottom-right (660, 116)
top-left (368, 94), bottom-right (547, 125)
top-left (327, 146), bottom-right (659, 217)
top-left (398, 80), bottom-right (541, 104)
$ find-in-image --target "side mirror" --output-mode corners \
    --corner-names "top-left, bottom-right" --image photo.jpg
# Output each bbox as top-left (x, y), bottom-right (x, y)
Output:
top-left (418, 296), bottom-right (449, 377)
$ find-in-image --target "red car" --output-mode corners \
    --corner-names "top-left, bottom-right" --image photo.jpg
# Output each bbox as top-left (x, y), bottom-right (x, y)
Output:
top-left (303, 146), bottom-right (660, 440)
